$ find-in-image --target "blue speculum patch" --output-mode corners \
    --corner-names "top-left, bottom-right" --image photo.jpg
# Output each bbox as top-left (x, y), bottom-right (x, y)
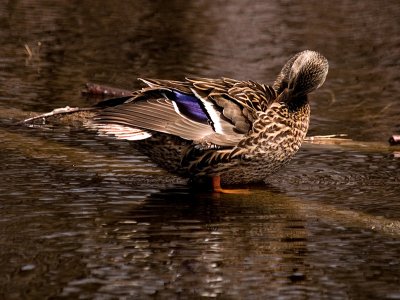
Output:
top-left (167, 90), bottom-right (210, 124)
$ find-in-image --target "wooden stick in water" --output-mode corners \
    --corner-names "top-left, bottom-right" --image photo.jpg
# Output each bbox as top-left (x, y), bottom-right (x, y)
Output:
top-left (82, 83), bottom-right (132, 97)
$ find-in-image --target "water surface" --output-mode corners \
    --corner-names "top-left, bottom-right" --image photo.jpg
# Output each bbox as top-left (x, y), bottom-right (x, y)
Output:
top-left (1, 0), bottom-right (400, 299)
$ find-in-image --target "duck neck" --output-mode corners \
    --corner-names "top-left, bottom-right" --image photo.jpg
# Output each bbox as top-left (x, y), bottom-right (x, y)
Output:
top-left (280, 89), bottom-right (308, 112)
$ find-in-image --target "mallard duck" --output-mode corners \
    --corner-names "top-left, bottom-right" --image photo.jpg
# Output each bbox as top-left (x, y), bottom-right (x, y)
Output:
top-left (92, 50), bottom-right (328, 192)
top-left (27, 50), bottom-right (329, 192)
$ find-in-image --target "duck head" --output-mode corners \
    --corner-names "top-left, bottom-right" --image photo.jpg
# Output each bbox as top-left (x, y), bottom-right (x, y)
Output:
top-left (273, 50), bottom-right (329, 99)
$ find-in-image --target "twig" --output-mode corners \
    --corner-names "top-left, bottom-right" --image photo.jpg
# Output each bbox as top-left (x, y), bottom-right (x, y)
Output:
top-left (19, 106), bottom-right (94, 125)
top-left (24, 44), bottom-right (33, 58)
top-left (305, 134), bottom-right (348, 141)
top-left (82, 83), bottom-right (132, 97)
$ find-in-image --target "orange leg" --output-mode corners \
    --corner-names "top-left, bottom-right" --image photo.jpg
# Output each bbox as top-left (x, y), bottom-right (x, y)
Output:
top-left (212, 176), bottom-right (250, 194)
top-left (212, 176), bottom-right (223, 193)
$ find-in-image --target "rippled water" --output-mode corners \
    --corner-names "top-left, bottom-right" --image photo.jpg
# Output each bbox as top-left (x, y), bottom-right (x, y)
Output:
top-left (1, 1), bottom-right (400, 299)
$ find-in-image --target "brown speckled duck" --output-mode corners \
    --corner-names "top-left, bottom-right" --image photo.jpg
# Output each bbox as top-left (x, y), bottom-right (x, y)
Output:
top-left (25, 50), bottom-right (329, 192)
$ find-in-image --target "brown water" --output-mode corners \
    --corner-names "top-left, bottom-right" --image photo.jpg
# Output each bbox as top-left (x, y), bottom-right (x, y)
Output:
top-left (1, 1), bottom-right (400, 299)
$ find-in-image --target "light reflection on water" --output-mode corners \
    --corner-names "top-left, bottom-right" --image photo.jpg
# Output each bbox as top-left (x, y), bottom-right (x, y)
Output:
top-left (1, 0), bottom-right (400, 299)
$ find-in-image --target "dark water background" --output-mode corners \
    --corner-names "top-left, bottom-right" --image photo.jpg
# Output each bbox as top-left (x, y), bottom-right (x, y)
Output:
top-left (1, 0), bottom-right (400, 299)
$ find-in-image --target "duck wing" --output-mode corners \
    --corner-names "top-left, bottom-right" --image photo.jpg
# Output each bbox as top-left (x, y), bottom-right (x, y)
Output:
top-left (187, 77), bottom-right (276, 132)
top-left (94, 77), bottom-right (277, 147)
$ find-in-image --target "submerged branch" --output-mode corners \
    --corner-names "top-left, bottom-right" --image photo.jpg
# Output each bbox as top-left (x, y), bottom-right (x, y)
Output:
top-left (276, 192), bottom-right (400, 237)
top-left (82, 83), bottom-right (133, 97)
